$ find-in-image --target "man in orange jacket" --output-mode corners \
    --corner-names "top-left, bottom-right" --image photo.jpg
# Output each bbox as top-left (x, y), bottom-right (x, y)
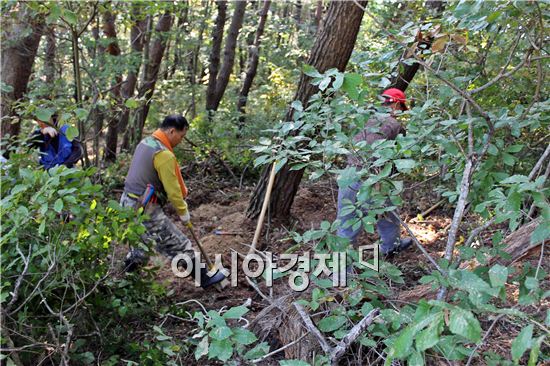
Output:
top-left (121, 114), bottom-right (225, 288)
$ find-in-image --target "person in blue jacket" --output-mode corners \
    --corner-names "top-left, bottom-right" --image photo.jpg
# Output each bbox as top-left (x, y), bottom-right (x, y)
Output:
top-left (31, 115), bottom-right (82, 169)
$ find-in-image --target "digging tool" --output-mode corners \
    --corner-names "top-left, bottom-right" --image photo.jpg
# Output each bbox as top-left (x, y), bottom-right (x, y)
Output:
top-left (249, 161), bottom-right (277, 254)
top-left (186, 222), bottom-right (230, 291)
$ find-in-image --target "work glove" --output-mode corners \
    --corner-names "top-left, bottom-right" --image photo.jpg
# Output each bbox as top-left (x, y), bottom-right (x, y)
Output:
top-left (179, 211), bottom-right (190, 225)
top-left (41, 126), bottom-right (58, 137)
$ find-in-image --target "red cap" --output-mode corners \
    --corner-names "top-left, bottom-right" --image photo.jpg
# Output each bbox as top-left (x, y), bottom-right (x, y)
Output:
top-left (381, 88), bottom-right (407, 110)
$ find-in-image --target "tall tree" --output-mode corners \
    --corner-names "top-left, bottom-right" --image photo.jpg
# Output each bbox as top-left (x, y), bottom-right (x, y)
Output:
top-left (119, 5), bottom-right (147, 152)
top-left (247, 1), bottom-right (367, 219)
top-left (206, 1), bottom-right (247, 113)
top-left (132, 12), bottom-right (173, 146)
top-left (1, 4), bottom-right (44, 139)
top-left (44, 26), bottom-right (56, 86)
top-left (237, 0), bottom-right (271, 127)
top-left (205, 1), bottom-right (228, 113)
top-left (103, 10), bottom-right (123, 162)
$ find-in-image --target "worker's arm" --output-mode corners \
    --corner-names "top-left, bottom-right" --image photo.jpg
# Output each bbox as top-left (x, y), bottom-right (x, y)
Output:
top-left (153, 150), bottom-right (189, 216)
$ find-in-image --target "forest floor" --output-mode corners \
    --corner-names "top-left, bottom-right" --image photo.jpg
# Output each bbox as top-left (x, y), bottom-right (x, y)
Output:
top-left (121, 177), bottom-right (548, 365)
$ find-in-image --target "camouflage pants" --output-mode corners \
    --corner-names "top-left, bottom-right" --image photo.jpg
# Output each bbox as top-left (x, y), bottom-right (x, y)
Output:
top-left (120, 192), bottom-right (194, 262)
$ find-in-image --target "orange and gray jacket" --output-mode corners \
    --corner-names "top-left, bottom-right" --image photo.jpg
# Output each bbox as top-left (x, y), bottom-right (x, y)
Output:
top-left (124, 136), bottom-right (167, 202)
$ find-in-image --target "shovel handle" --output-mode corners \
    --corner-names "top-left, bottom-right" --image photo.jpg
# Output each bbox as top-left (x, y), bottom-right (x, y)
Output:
top-left (186, 222), bottom-right (215, 269)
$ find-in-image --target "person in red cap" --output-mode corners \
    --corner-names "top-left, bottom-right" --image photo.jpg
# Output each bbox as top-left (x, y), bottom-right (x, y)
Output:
top-left (336, 88), bottom-right (412, 256)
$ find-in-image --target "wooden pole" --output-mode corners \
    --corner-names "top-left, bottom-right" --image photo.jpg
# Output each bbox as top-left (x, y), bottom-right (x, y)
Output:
top-left (249, 162), bottom-right (277, 253)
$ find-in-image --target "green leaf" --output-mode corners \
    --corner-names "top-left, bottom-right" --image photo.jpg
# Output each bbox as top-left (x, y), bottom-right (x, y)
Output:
top-left (511, 324), bottom-right (533, 362)
top-left (35, 108), bottom-right (55, 122)
top-left (390, 326), bottom-right (415, 359)
top-left (318, 77), bottom-right (331, 91)
top-left (530, 221), bottom-right (550, 244)
top-left (75, 108), bottom-right (88, 120)
top-left (279, 361), bottom-right (311, 366)
top-left (208, 339), bottom-right (233, 361)
top-left (209, 325), bottom-right (233, 341)
top-left (528, 335), bottom-right (545, 366)
top-left (63, 9), bottom-right (78, 25)
top-left (303, 64), bottom-right (321, 78)
top-left (333, 73), bottom-right (344, 90)
top-left (342, 73), bottom-right (362, 100)
top-left (318, 315), bottom-right (347, 332)
top-left (46, 3), bottom-right (61, 23)
top-left (274, 158), bottom-right (288, 174)
top-left (54, 199), bottom-right (64, 213)
top-left (232, 328), bottom-right (257, 345)
top-left (488, 264), bottom-right (508, 288)
top-left (394, 159), bottom-right (416, 172)
top-left (243, 341), bottom-right (269, 360)
top-left (416, 313), bottom-right (443, 351)
top-left (407, 351), bottom-right (424, 366)
top-left (501, 175), bottom-right (529, 184)
top-left (502, 153), bottom-right (515, 166)
top-left (524, 277), bottom-right (538, 291)
top-left (194, 336), bottom-right (208, 360)
top-left (124, 98), bottom-right (140, 109)
top-left (223, 305), bottom-right (249, 319)
top-left (65, 126), bottom-right (79, 141)
top-left (448, 308), bottom-right (481, 343)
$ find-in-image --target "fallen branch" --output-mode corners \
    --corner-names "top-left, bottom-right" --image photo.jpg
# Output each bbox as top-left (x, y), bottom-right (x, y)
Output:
top-left (329, 308), bottom-right (380, 365)
top-left (293, 302), bottom-right (380, 365)
top-left (293, 302), bottom-right (332, 354)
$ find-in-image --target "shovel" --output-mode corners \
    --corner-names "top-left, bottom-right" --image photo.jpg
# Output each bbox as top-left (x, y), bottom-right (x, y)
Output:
top-left (186, 222), bottom-right (230, 291)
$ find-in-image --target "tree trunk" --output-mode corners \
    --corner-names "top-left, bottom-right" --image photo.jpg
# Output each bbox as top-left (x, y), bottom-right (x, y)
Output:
top-left (170, 6), bottom-right (190, 79)
top-left (205, 1), bottom-right (228, 112)
top-left (187, 2), bottom-right (211, 120)
top-left (44, 26), bottom-right (56, 86)
top-left (237, 0), bottom-right (271, 127)
top-left (103, 11), bottom-right (123, 162)
top-left (133, 12), bottom-right (173, 146)
top-left (247, 1), bottom-right (367, 219)
top-left (295, 0), bottom-right (302, 25)
top-left (1, 5), bottom-right (44, 139)
top-left (206, 1), bottom-right (247, 114)
top-left (314, 0), bottom-right (323, 29)
top-left (214, 0), bottom-right (247, 109)
top-left (120, 5), bottom-right (147, 152)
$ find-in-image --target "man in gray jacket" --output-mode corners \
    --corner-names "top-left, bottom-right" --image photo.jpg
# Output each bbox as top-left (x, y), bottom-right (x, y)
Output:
top-left (336, 88), bottom-right (412, 255)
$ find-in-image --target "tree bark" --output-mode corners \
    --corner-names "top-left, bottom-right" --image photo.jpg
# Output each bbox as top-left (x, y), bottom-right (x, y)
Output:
top-left (213, 0), bottom-right (247, 110)
top-left (205, 1), bottom-right (228, 113)
top-left (120, 5), bottom-right (147, 152)
top-left (44, 26), bottom-right (56, 86)
top-left (206, 1), bottom-right (247, 114)
top-left (1, 5), bottom-right (44, 139)
top-left (237, 0), bottom-right (271, 127)
top-left (132, 12), bottom-right (173, 147)
top-left (103, 11), bottom-right (123, 162)
top-left (247, 1), bottom-right (367, 219)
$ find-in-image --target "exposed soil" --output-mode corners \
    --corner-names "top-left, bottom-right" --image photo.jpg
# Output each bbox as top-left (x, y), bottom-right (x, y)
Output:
top-left (126, 177), bottom-right (548, 365)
